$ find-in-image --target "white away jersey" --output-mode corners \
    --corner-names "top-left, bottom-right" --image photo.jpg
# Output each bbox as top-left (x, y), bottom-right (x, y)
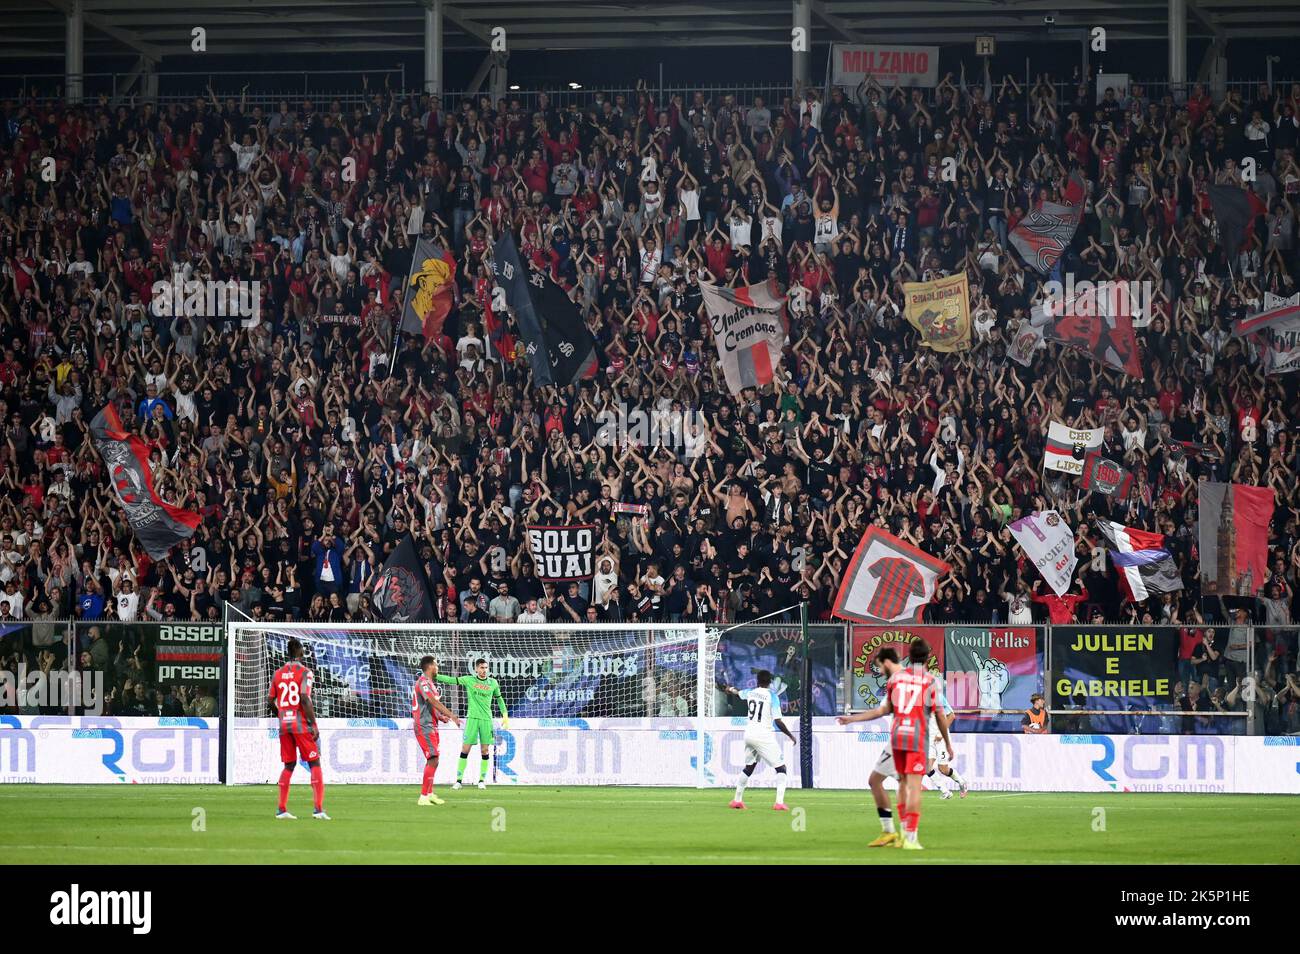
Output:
top-left (739, 687), bottom-right (782, 740)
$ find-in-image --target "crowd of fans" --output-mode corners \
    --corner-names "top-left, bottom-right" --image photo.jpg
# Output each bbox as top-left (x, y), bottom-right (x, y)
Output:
top-left (1, 71), bottom-right (1299, 730)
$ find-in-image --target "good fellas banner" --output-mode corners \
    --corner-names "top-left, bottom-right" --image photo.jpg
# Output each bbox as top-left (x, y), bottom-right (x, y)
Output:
top-left (526, 524), bottom-right (598, 582)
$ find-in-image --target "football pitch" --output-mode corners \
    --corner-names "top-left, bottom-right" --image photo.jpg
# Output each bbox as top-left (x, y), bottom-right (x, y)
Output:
top-left (2, 787), bottom-right (1294, 865)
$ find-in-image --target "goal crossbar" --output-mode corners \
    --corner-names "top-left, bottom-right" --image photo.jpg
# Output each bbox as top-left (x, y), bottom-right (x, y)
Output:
top-left (220, 621), bottom-right (718, 787)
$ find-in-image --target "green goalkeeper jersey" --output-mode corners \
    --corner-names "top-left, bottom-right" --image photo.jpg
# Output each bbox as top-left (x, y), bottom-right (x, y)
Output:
top-left (436, 673), bottom-right (507, 721)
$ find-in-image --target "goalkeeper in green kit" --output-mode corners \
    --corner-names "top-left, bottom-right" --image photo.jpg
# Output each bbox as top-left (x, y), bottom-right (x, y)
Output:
top-left (437, 658), bottom-right (509, 789)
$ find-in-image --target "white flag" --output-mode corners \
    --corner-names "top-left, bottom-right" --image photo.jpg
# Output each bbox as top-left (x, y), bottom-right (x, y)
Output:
top-left (1009, 510), bottom-right (1078, 597)
top-left (1044, 420), bottom-right (1103, 475)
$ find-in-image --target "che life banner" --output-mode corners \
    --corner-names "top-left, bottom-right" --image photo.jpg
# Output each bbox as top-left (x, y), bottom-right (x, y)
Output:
top-left (848, 625), bottom-right (945, 708)
top-left (1051, 627), bottom-right (1178, 733)
top-left (944, 626), bottom-right (1042, 732)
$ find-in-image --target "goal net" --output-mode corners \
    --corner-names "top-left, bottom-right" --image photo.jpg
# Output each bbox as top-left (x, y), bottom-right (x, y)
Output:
top-left (223, 622), bottom-right (719, 786)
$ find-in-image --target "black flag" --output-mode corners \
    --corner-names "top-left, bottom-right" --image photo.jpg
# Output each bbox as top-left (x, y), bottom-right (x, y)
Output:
top-left (1207, 185), bottom-right (1265, 258)
top-left (372, 534), bottom-right (435, 622)
top-left (492, 232), bottom-right (598, 387)
top-left (530, 269), bottom-right (599, 385)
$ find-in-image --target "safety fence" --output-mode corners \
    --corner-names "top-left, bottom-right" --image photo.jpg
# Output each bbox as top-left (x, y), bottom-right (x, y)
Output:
top-left (0, 72), bottom-right (1291, 112)
top-left (2, 619), bottom-right (1294, 736)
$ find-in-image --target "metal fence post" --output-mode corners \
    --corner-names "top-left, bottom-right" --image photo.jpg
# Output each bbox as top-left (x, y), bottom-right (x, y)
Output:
top-left (1247, 623), bottom-right (1256, 736)
top-left (65, 619), bottom-right (76, 716)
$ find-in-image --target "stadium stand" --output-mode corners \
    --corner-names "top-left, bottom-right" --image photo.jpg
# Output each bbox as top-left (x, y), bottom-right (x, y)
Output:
top-left (0, 75), bottom-right (1298, 726)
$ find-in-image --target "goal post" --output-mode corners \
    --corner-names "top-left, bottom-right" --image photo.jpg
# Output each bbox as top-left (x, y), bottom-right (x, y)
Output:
top-left (221, 621), bottom-right (719, 786)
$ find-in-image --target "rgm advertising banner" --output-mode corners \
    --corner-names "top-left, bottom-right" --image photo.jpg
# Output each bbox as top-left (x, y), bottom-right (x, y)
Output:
top-left (714, 623), bottom-right (840, 717)
top-left (4, 717), bottom-right (1297, 792)
top-left (831, 43), bottom-right (940, 88)
top-left (944, 626), bottom-right (1042, 732)
top-left (1052, 627), bottom-right (1178, 733)
top-left (848, 625), bottom-right (945, 708)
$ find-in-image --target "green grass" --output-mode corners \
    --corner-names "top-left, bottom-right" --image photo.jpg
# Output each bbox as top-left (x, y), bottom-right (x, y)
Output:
top-left (1, 786), bottom-right (1294, 864)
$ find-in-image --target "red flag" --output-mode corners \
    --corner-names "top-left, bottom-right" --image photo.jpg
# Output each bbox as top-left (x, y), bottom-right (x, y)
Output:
top-left (832, 527), bottom-right (950, 623)
top-left (401, 239), bottom-right (456, 341)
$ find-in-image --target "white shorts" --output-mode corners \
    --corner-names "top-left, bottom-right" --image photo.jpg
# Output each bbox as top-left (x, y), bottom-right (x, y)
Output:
top-left (930, 735), bottom-right (951, 766)
top-left (742, 736), bottom-right (784, 768)
top-left (871, 745), bottom-right (897, 781)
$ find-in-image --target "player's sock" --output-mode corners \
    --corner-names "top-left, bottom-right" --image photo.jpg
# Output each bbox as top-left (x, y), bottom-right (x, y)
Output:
top-left (479, 756), bottom-right (489, 781)
top-left (421, 761), bottom-right (436, 796)
top-left (877, 807), bottom-right (895, 834)
top-left (904, 810), bottom-right (920, 843)
top-left (457, 755), bottom-right (468, 781)
top-left (733, 773), bottom-right (750, 802)
top-left (774, 767), bottom-right (788, 806)
top-left (947, 766), bottom-right (966, 788)
top-left (309, 764), bottom-right (324, 812)
top-left (277, 767), bottom-right (292, 812)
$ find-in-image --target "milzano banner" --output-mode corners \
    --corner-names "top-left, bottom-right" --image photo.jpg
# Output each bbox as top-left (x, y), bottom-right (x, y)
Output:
top-left (526, 524), bottom-right (598, 582)
top-left (831, 43), bottom-right (940, 88)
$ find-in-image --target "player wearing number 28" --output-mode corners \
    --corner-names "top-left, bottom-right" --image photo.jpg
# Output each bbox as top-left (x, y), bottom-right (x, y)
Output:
top-left (269, 638), bottom-right (329, 820)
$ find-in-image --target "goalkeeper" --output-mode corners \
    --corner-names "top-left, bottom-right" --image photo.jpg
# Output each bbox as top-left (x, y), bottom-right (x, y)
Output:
top-left (438, 658), bottom-right (509, 789)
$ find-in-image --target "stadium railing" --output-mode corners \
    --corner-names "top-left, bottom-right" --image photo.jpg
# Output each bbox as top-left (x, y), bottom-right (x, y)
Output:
top-left (3, 617), bottom-right (1290, 736)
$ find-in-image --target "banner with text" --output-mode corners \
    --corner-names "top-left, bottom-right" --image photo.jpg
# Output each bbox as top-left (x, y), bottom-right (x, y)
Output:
top-left (714, 623), bottom-right (840, 717)
top-left (944, 626), bottom-right (1042, 732)
top-left (1051, 626), bottom-right (1178, 733)
top-left (526, 524), bottom-right (598, 582)
top-left (848, 625), bottom-right (945, 708)
top-left (831, 43), bottom-right (941, 88)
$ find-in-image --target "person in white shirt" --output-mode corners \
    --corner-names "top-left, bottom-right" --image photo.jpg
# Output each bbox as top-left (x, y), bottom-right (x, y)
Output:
top-left (723, 670), bottom-right (797, 811)
top-left (115, 578), bottom-right (140, 622)
top-left (516, 599), bottom-right (547, 624)
top-left (456, 323), bottom-right (485, 363)
top-left (0, 582), bottom-right (23, 620)
top-left (592, 558), bottom-right (619, 609)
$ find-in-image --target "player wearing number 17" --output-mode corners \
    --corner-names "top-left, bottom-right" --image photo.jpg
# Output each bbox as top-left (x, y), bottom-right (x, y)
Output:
top-left (724, 670), bottom-right (797, 811)
top-left (839, 639), bottom-right (951, 850)
top-left (270, 638), bottom-right (328, 820)
top-left (437, 658), bottom-right (509, 789)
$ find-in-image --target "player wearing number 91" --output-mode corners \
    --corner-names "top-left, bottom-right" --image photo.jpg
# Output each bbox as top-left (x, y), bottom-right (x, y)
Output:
top-left (723, 670), bottom-right (797, 811)
top-left (269, 638), bottom-right (328, 820)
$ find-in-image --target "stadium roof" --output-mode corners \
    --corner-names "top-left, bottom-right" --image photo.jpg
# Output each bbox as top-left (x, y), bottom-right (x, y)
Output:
top-left (1, 0), bottom-right (1298, 62)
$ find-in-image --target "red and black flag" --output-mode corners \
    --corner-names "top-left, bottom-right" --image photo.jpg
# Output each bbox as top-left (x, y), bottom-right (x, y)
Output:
top-left (1009, 173), bottom-right (1086, 274)
top-left (1042, 282), bottom-right (1142, 377)
top-left (1206, 185), bottom-right (1267, 257)
top-left (832, 527), bottom-right (950, 623)
top-left (89, 405), bottom-right (201, 559)
top-left (372, 533), bottom-right (436, 623)
top-left (401, 239), bottom-right (456, 341)
top-left (1080, 451), bottom-right (1134, 501)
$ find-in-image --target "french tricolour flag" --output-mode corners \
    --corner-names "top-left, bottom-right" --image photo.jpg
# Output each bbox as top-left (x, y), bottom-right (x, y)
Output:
top-left (1095, 520), bottom-right (1184, 602)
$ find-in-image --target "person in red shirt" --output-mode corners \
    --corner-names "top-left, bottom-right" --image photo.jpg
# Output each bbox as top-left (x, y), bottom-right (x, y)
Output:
top-left (1030, 577), bottom-right (1089, 623)
top-left (269, 638), bottom-right (328, 820)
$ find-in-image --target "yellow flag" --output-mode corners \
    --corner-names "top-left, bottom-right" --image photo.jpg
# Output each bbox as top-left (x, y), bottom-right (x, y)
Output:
top-left (902, 272), bottom-right (972, 352)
